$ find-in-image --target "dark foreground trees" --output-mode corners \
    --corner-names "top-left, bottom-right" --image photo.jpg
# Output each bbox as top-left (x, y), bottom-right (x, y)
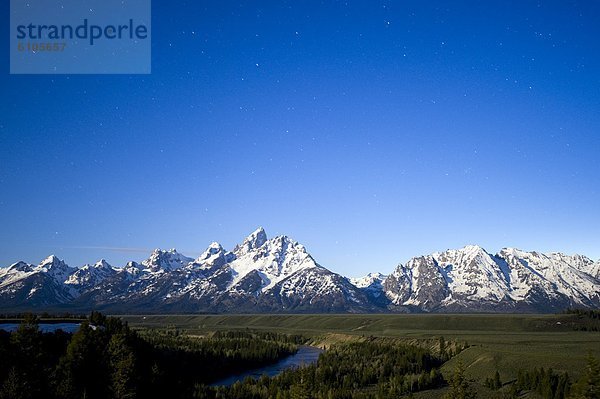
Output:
top-left (569, 353), bottom-right (600, 399)
top-left (0, 314), bottom-right (70, 399)
top-left (0, 312), bottom-right (298, 399)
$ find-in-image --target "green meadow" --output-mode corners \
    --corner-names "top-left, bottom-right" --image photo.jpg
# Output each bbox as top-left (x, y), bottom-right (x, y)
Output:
top-left (121, 313), bottom-right (600, 384)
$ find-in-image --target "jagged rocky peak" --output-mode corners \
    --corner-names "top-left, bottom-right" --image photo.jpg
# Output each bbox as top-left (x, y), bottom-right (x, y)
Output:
top-left (234, 227), bottom-right (268, 255)
top-left (268, 234), bottom-right (309, 255)
top-left (383, 245), bottom-right (510, 309)
top-left (122, 261), bottom-right (144, 274)
top-left (65, 258), bottom-right (117, 288)
top-left (93, 259), bottom-right (112, 269)
top-left (35, 255), bottom-right (73, 281)
top-left (196, 242), bottom-right (225, 260)
top-left (39, 254), bottom-right (64, 268)
top-left (435, 245), bottom-right (506, 277)
top-left (194, 242), bottom-right (234, 269)
top-left (547, 252), bottom-right (597, 271)
top-left (37, 255), bottom-right (71, 272)
top-left (405, 254), bottom-right (438, 270)
top-left (68, 259), bottom-right (113, 277)
top-left (207, 241), bottom-right (224, 252)
top-left (497, 247), bottom-right (556, 270)
top-left (401, 255), bottom-right (449, 310)
top-left (351, 272), bottom-right (387, 288)
top-left (225, 231), bottom-right (320, 294)
top-left (142, 248), bottom-right (193, 271)
top-left (497, 247), bottom-right (525, 258)
top-left (127, 261), bottom-right (140, 268)
top-left (8, 261), bottom-right (33, 272)
top-left (73, 259), bottom-right (113, 273)
top-left (434, 244), bottom-right (491, 263)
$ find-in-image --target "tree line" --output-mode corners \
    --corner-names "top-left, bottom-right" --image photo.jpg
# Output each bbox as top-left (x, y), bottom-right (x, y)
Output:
top-left (1, 312), bottom-right (598, 399)
top-left (203, 338), bottom-right (447, 399)
top-left (0, 312), bottom-right (300, 399)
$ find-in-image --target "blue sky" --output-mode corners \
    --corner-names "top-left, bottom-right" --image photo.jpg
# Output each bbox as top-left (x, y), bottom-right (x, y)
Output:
top-left (1, 1), bottom-right (599, 277)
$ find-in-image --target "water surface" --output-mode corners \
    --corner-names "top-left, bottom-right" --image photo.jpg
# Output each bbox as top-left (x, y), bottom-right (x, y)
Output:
top-left (211, 345), bottom-right (323, 386)
top-left (0, 323), bottom-right (80, 333)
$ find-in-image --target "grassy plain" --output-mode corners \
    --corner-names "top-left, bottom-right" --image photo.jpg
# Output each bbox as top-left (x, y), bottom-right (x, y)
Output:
top-left (120, 313), bottom-right (600, 395)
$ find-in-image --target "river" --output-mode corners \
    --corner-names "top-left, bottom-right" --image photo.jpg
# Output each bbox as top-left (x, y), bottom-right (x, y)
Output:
top-left (211, 345), bottom-right (324, 386)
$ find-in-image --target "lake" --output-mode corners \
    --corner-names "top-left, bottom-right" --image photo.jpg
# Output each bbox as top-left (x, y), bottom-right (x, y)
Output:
top-left (211, 345), bottom-right (324, 386)
top-left (0, 323), bottom-right (81, 333)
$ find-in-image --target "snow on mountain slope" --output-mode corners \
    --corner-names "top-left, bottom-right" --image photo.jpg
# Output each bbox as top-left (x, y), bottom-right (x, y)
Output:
top-left (192, 242), bottom-right (235, 270)
top-left (227, 230), bottom-right (318, 293)
top-left (384, 255), bottom-right (449, 311)
top-left (233, 227), bottom-right (268, 256)
top-left (1, 256), bottom-right (74, 289)
top-left (270, 266), bottom-right (371, 312)
top-left (1, 234), bottom-right (599, 313)
top-left (0, 261), bottom-right (35, 288)
top-left (350, 272), bottom-right (388, 306)
top-left (590, 261), bottom-right (600, 279)
top-left (0, 256), bottom-right (76, 307)
top-left (70, 228), bottom-right (373, 313)
top-left (498, 248), bottom-right (600, 307)
top-left (122, 261), bottom-right (145, 277)
top-left (434, 245), bottom-right (510, 303)
top-left (383, 246), bottom-right (600, 311)
top-left (141, 249), bottom-right (193, 272)
top-left (351, 272), bottom-right (387, 289)
top-left (139, 230), bottom-right (323, 306)
top-left (34, 255), bottom-right (75, 283)
top-left (65, 259), bottom-right (117, 291)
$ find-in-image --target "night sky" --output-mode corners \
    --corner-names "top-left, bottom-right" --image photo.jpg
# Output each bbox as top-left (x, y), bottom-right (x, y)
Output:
top-left (1, 1), bottom-right (599, 277)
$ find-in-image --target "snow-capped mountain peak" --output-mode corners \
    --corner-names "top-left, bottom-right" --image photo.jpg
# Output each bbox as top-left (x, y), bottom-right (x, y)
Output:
top-left (433, 245), bottom-right (510, 303)
top-left (193, 242), bottom-right (234, 269)
top-left (228, 231), bottom-right (318, 292)
top-left (39, 254), bottom-right (60, 267)
top-left (65, 259), bottom-right (117, 290)
top-left (350, 272), bottom-right (387, 289)
top-left (122, 261), bottom-right (144, 276)
top-left (74, 259), bottom-right (114, 273)
top-left (350, 272), bottom-right (388, 302)
top-left (433, 244), bottom-right (489, 262)
top-left (497, 247), bottom-right (600, 306)
top-left (93, 259), bottom-right (112, 270)
top-left (35, 255), bottom-right (74, 282)
top-left (141, 248), bottom-right (193, 272)
top-left (0, 261), bottom-right (35, 289)
top-left (382, 245), bottom-right (600, 312)
top-left (8, 261), bottom-right (33, 273)
top-left (234, 227), bottom-right (268, 256)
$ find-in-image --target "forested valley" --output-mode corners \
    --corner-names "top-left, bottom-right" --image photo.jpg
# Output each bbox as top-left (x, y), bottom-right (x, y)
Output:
top-left (1, 312), bottom-right (599, 399)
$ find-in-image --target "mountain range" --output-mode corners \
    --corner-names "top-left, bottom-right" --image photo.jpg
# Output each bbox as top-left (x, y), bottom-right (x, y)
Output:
top-left (1, 228), bottom-right (599, 313)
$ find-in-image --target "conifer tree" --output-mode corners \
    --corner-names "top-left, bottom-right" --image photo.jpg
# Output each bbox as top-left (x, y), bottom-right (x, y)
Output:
top-left (494, 370), bottom-right (501, 390)
top-left (10, 313), bottom-right (42, 399)
top-left (108, 333), bottom-right (137, 399)
top-left (439, 336), bottom-right (447, 359)
top-left (570, 353), bottom-right (600, 399)
top-left (444, 360), bottom-right (475, 399)
top-left (0, 368), bottom-right (24, 399)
